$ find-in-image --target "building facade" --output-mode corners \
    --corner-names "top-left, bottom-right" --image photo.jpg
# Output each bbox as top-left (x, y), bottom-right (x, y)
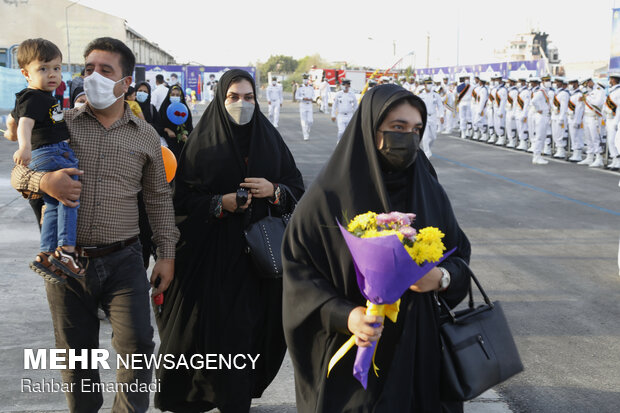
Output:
top-left (495, 31), bottom-right (560, 65)
top-left (0, 0), bottom-right (174, 71)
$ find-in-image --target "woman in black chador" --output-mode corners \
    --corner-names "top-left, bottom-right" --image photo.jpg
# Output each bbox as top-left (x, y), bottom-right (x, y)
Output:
top-left (282, 84), bottom-right (472, 413)
top-left (160, 85), bottom-right (193, 159)
top-left (155, 69), bottom-right (304, 413)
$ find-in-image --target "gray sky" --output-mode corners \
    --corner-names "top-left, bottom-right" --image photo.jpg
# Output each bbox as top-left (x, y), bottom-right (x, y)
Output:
top-left (77, 0), bottom-right (616, 69)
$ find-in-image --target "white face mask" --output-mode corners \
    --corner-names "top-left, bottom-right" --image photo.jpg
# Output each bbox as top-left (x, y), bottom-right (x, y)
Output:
top-left (272, 81), bottom-right (277, 86)
top-left (568, 84), bottom-right (574, 91)
top-left (225, 100), bottom-right (255, 125)
top-left (74, 102), bottom-right (86, 108)
top-left (544, 81), bottom-right (551, 88)
top-left (425, 84), bottom-right (432, 91)
top-left (170, 96), bottom-right (181, 103)
top-left (84, 71), bottom-right (126, 110)
top-left (464, 79), bottom-right (470, 84)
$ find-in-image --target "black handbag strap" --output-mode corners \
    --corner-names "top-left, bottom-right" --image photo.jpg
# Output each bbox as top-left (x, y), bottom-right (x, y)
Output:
top-left (244, 184), bottom-right (300, 227)
top-left (453, 257), bottom-right (493, 307)
top-left (279, 184), bottom-right (299, 206)
top-left (439, 258), bottom-right (494, 323)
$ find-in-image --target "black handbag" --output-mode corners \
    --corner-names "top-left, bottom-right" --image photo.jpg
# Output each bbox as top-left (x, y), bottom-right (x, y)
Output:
top-left (243, 186), bottom-right (298, 279)
top-left (439, 261), bottom-right (523, 401)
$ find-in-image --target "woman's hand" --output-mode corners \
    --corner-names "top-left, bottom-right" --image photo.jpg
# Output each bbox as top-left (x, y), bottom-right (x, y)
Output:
top-left (165, 128), bottom-right (176, 138)
top-left (240, 177), bottom-right (274, 199)
top-left (409, 267), bottom-right (442, 293)
top-left (222, 192), bottom-right (252, 213)
top-left (347, 306), bottom-right (384, 348)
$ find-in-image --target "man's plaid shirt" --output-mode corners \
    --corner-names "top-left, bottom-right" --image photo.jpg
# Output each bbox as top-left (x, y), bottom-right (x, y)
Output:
top-left (11, 104), bottom-right (179, 259)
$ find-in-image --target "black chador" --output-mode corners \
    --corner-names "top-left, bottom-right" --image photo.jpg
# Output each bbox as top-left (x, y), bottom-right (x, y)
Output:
top-left (282, 85), bottom-right (472, 412)
top-left (155, 69), bottom-right (304, 413)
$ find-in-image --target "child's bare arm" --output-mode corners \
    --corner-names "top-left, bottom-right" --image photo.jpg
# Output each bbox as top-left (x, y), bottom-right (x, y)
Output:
top-left (14, 117), bottom-right (35, 165)
top-left (4, 114), bottom-right (17, 141)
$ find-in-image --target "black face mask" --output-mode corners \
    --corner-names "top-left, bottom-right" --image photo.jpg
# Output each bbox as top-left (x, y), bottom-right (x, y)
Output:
top-left (376, 130), bottom-right (421, 172)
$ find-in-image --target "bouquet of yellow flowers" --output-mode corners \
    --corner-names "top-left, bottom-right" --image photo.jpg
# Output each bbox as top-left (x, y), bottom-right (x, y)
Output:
top-left (347, 211), bottom-right (446, 265)
top-left (328, 211), bottom-right (455, 388)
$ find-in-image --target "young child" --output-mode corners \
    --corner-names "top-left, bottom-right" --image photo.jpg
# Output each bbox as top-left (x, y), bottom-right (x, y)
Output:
top-left (11, 38), bottom-right (84, 283)
top-left (125, 86), bottom-right (145, 120)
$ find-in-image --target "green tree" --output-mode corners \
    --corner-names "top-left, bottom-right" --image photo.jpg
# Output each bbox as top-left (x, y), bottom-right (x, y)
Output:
top-left (257, 55), bottom-right (298, 83)
top-left (293, 54), bottom-right (337, 78)
top-left (286, 54), bottom-right (341, 88)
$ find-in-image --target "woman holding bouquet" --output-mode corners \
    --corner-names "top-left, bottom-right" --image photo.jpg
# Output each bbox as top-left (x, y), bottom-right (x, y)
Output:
top-left (282, 84), bottom-right (472, 412)
top-left (155, 69), bottom-right (304, 412)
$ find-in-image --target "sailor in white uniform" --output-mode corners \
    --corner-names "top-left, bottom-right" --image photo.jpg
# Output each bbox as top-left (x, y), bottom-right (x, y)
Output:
top-left (578, 77), bottom-right (606, 167)
top-left (566, 78), bottom-right (585, 162)
top-left (609, 74), bottom-right (620, 169)
top-left (529, 77), bottom-right (551, 164)
top-left (319, 77), bottom-right (331, 113)
top-left (490, 74), bottom-right (507, 144)
top-left (331, 79), bottom-right (358, 143)
top-left (295, 74), bottom-right (314, 140)
top-left (418, 76), bottom-right (444, 157)
top-left (265, 76), bottom-right (283, 127)
top-left (503, 77), bottom-right (519, 147)
top-left (515, 77), bottom-right (531, 150)
top-left (550, 77), bottom-right (570, 158)
top-left (472, 76), bottom-right (489, 141)
top-left (456, 74), bottom-right (473, 139)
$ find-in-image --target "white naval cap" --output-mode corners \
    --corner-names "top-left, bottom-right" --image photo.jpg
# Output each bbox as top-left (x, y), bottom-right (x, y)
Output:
top-left (553, 76), bottom-right (565, 83)
top-left (566, 77), bottom-right (579, 83)
top-left (529, 76), bottom-right (541, 82)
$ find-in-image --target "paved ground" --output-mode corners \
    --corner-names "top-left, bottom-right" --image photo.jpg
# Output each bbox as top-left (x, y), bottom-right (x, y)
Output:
top-left (1, 95), bottom-right (619, 412)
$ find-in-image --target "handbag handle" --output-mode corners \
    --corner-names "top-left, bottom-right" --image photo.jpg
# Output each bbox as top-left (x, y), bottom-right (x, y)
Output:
top-left (439, 258), bottom-right (494, 323)
top-left (279, 184), bottom-right (300, 206)
top-left (244, 184), bottom-right (300, 226)
top-left (451, 256), bottom-right (493, 308)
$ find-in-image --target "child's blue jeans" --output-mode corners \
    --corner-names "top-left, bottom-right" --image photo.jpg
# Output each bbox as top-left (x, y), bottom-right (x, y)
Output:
top-left (29, 141), bottom-right (79, 251)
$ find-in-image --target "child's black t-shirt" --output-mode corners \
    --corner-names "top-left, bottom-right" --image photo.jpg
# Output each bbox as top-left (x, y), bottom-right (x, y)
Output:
top-left (12, 88), bottom-right (69, 150)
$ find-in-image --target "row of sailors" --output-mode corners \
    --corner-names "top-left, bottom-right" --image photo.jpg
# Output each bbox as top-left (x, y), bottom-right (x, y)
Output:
top-left (394, 73), bottom-right (620, 169)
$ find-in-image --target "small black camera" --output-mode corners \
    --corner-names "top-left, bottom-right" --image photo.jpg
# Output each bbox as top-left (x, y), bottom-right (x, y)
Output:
top-left (236, 188), bottom-right (249, 207)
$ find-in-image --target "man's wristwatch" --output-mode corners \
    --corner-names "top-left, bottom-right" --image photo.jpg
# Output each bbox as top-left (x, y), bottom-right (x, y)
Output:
top-left (438, 267), bottom-right (451, 291)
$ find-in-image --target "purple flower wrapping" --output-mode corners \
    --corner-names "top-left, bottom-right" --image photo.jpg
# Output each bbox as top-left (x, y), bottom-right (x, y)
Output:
top-left (335, 221), bottom-right (456, 388)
